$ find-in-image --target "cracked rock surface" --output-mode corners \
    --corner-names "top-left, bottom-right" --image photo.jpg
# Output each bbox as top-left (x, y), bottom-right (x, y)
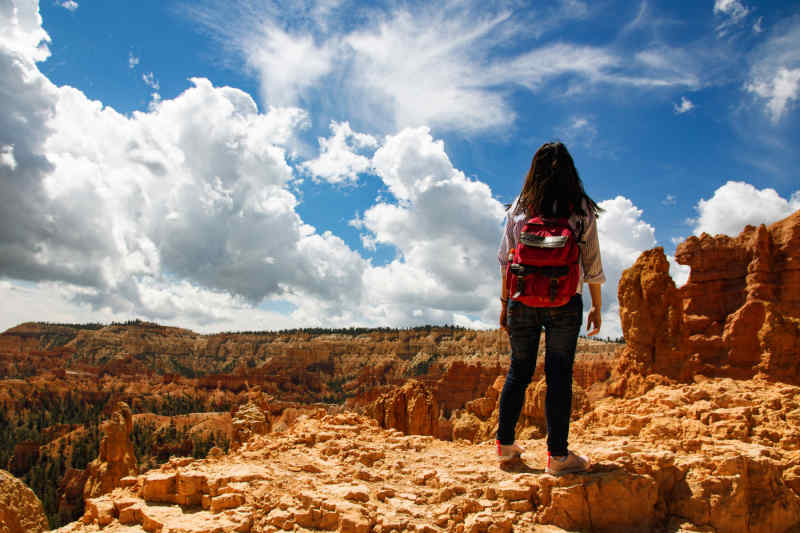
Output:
top-left (57, 379), bottom-right (800, 533)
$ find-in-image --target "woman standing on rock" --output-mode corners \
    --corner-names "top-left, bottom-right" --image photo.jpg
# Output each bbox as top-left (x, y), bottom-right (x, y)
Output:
top-left (496, 141), bottom-right (605, 475)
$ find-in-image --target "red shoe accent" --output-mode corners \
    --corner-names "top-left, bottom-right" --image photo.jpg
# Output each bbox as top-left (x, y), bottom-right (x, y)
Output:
top-left (496, 440), bottom-right (501, 456)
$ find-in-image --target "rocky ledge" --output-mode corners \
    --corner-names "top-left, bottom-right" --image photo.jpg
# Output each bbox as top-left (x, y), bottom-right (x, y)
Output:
top-left (56, 374), bottom-right (800, 533)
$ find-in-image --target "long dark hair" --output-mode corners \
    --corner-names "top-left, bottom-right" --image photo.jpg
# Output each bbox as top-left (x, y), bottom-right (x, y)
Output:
top-left (514, 142), bottom-right (601, 219)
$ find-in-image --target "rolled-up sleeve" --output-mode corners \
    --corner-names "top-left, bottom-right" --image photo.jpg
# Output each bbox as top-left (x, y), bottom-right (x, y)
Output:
top-left (580, 212), bottom-right (606, 284)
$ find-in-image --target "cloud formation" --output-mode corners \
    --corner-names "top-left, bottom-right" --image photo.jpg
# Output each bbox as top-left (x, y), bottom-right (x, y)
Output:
top-left (0, 1), bottom-right (513, 333)
top-left (673, 96), bottom-right (695, 114)
top-left (690, 181), bottom-right (800, 237)
top-left (187, 0), bottom-right (703, 133)
top-left (0, 0), bottom-right (691, 338)
top-left (142, 71), bottom-right (159, 90)
top-left (357, 127), bottom-right (507, 325)
top-left (301, 121), bottom-right (377, 184)
top-left (714, 0), bottom-right (749, 24)
top-left (4, 0), bottom-right (797, 342)
top-left (57, 0), bottom-right (77, 11)
top-left (714, 0), bottom-right (751, 37)
top-left (746, 17), bottom-right (800, 122)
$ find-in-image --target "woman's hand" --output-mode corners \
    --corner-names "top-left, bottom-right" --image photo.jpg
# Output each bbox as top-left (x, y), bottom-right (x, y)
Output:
top-left (586, 306), bottom-right (601, 336)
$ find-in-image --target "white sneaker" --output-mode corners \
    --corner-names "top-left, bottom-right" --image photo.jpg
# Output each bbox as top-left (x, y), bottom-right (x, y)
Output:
top-left (546, 451), bottom-right (591, 475)
top-left (496, 440), bottom-right (524, 463)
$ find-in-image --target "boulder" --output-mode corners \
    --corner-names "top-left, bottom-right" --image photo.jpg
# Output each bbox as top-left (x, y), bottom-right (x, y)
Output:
top-left (0, 469), bottom-right (48, 533)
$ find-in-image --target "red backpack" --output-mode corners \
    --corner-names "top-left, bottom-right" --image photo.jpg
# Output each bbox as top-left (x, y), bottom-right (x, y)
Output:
top-left (505, 216), bottom-right (582, 307)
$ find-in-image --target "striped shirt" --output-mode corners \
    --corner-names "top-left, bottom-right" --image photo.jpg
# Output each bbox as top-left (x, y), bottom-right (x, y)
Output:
top-left (497, 197), bottom-right (606, 293)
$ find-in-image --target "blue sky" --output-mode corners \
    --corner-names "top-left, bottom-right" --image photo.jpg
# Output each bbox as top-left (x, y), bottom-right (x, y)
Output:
top-left (1, 0), bottom-right (799, 338)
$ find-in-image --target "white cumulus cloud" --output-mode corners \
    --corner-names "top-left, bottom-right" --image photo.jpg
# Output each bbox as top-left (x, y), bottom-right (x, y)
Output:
top-left (355, 127), bottom-right (507, 327)
top-left (0, 0), bottom-right (364, 333)
top-left (301, 121), bottom-right (377, 184)
top-left (690, 181), bottom-right (800, 237)
top-left (0, 0), bottom-right (51, 62)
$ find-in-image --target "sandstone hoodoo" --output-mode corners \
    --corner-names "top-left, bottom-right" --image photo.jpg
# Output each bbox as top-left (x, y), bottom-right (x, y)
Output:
top-left (368, 380), bottom-right (440, 436)
top-left (613, 209), bottom-right (800, 394)
top-left (83, 402), bottom-right (137, 499)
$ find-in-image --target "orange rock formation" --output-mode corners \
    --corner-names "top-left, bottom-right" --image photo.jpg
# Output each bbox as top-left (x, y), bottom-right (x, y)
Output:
top-left (368, 380), bottom-right (440, 436)
top-left (83, 402), bottom-right (137, 499)
top-left (613, 210), bottom-right (800, 395)
top-left (0, 469), bottom-right (49, 533)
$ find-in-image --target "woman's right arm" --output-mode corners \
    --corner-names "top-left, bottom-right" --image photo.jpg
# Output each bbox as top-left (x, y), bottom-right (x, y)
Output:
top-left (581, 211), bottom-right (606, 336)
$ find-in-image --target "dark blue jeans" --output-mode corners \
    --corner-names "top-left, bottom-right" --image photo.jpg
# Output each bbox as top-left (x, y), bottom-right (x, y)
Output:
top-left (497, 294), bottom-right (582, 456)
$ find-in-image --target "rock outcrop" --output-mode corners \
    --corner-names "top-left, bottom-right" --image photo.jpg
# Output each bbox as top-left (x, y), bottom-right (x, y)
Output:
top-left (571, 377), bottom-right (800, 533)
top-left (368, 380), bottom-right (440, 436)
top-left (58, 379), bottom-right (800, 533)
top-left (613, 209), bottom-right (800, 394)
top-left (83, 402), bottom-right (137, 499)
top-left (0, 469), bottom-right (49, 533)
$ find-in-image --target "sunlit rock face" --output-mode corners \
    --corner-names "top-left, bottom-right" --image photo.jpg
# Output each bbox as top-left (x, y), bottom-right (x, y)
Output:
top-left (0, 469), bottom-right (49, 533)
top-left (58, 382), bottom-right (800, 533)
top-left (612, 209), bottom-right (800, 396)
